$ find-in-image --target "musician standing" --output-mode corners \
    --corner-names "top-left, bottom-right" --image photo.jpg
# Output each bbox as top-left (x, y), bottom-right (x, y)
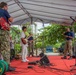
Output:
top-left (20, 26), bottom-right (29, 62)
top-left (0, 2), bottom-right (13, 65)
top-left (61, 28), bottom-right (74, 59)
top-left (28, 33), bottom-right (34, 57)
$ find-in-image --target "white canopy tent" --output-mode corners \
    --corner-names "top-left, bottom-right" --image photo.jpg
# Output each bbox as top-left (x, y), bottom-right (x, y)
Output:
top-left (0, 0), bottom-right (76, 25)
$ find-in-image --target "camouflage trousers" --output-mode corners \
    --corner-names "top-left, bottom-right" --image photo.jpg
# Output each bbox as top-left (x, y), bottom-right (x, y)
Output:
top-left (0, 29), bottom-right (10, 64)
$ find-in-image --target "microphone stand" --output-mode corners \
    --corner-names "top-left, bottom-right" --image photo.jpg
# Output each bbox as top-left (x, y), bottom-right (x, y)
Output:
top-left (70, 40), bottom-right (76, 71)
top-left (70, 17), bottom-right (76, 72)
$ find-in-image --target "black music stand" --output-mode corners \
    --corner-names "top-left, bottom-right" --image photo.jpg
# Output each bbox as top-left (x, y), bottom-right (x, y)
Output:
top-left (70, 40), bottom-right (76, 71)
top-left (70, 17), bottom-right (76, 71)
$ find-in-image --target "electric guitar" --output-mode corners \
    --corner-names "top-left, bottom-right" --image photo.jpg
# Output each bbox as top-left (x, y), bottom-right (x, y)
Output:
top-left (0, 17), bottom-right (10, 30)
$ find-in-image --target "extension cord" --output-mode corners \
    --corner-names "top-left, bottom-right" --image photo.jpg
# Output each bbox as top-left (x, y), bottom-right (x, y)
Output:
top-left (27, 66), bottom-right (33, 69)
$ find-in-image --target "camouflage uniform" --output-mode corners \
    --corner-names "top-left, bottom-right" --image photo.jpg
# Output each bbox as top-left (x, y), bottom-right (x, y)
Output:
top-left (0, 29), bottom-right (10, 64)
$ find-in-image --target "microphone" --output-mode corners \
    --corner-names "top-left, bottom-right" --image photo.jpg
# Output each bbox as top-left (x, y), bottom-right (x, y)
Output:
top-left (70, 17), bottom-right (76, 21)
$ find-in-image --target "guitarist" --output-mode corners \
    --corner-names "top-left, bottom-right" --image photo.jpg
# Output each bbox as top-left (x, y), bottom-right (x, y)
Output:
top-left (20, 26), bottom-right (29, 62)
top-left (0, 2), bottom-right (15, 71)
top-left (28, 33), bottom-right (34, 57)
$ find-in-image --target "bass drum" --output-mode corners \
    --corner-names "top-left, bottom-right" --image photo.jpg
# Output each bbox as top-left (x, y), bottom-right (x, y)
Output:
top-left (0, 60), bottom-right (8, 75)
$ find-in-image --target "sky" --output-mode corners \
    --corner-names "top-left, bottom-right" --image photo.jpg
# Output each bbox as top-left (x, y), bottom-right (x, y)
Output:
top-left (33, 22), bottom-right (50, 33)
top-left (35, 22), bottom-right (50, 30)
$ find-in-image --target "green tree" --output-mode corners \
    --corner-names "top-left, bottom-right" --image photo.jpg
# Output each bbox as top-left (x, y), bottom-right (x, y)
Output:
top-left (38, 23), bottom-right (76, 48)
top-left (10, 27), bottom-right (21, 43)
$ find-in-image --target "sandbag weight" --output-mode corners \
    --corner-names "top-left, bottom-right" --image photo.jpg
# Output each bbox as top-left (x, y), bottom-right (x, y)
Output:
top-left (0, 60), bottom-right (8, 75)
top-left (1, 60), bottom-right (8, 71)
top-left (0, 61), bottom-right (5, 75)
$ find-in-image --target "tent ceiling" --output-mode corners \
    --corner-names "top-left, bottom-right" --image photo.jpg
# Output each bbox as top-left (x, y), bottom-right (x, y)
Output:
top-left (0, 0), bottom-right (76, 25)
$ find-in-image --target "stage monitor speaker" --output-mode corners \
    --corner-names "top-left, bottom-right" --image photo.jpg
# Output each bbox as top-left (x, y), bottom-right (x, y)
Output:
top-left (39, 53), bottom-right (50, 66)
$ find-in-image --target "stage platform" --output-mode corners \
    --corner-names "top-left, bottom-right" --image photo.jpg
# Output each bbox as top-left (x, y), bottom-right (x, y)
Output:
top-left (6, 55), bottom-right (76, 75)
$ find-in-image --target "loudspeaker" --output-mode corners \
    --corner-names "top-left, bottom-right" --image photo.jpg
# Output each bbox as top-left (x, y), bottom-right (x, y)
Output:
top-left (39, 53), bottom-right (50, 66)
top-left (28, 53), bottom-right (51, 66)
